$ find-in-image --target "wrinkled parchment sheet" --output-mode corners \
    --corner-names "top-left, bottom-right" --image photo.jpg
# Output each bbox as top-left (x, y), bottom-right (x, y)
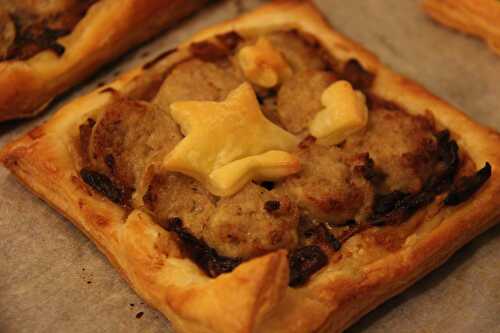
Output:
top-left (1, 1), bottom-right (499, 332)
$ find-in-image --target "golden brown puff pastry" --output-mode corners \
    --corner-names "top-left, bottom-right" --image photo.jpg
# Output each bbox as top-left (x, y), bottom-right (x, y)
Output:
top-left (0, 0), bottom-right (209, 122)
top-left (423, 0), bottom-right (500, 55)
top-left (2, 1), bottom-right (500, 332)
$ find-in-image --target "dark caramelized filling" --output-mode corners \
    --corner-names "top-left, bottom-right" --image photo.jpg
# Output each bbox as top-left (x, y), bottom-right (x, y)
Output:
top-left (340, 59), bottom-right (375, 91)
top-left (164, 217), bottom-right (242, 277)
top-left (423, 130), bottom-right (460, 194)
top-left (289, 245), bottom-right (328, 287)
top-left (80, 168), bottom-right (130, 206)
top-left (369, 130), bottom-right (462, 226)
top-left (216, 31), bottom-right (243, 50)
top-left (189, 40), bottom-right (230, 62)
top-left (264, 200), bottom-right (281, 213)
top-left (444, 162), bottom-right (491, 206)
top-left (365, 92), bottom-right (404, 112)
top-left (188, 31), bottom-right (242, 63)
top-left (355, 155), bottom-right (387, 185)
top-left (77, 29), bottom-right (492, 286)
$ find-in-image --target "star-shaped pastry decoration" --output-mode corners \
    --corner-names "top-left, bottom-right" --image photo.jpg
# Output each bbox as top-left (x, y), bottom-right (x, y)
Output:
top-left (309, 80), bottom-right (368, 145)
top-left (237, 37), bottom-right (292, 88)
top-left (163, 82), bottom-right (301, 196)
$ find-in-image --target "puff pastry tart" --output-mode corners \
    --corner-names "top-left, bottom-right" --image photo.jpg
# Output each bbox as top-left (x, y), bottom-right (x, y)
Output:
top-left (423, 0), bottom-right (500, 55)
top-left (0, 0), bottom-right (209, 122)
top-left (2, 1), bottom-right (500, 332)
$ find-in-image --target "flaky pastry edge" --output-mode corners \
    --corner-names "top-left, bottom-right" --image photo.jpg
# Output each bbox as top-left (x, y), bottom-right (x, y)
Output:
top-left (423, 0), bottom-right (500, 55)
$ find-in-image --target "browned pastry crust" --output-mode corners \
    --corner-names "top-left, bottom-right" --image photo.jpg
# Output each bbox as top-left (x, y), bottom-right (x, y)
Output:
top-left (423, 0), bottom-right (500, 55)
top-left (0, 0), bottom-right (208, 122)
top-left (2, 1), bottom-right (500, 332)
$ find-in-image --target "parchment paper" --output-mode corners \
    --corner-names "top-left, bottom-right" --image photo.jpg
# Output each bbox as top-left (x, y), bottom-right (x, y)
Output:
top-left (1, 1), bottom-right (499, 332)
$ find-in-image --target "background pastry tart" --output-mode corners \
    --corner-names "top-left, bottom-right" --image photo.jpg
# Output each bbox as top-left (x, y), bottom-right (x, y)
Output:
top-left (2, 1), bottom-right (500, 333)
top-left (0, 0), bottom-right (209, 122)
top-left (423, 0), bottom-right (500, 56)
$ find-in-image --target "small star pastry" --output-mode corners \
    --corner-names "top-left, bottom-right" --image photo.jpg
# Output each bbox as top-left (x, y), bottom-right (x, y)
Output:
top-left (309, 80), bottom-right (368, 145)
top-left (163, 82), bottom-right (300, 196)
top-left (237, 37), bottom-right (292, 88)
